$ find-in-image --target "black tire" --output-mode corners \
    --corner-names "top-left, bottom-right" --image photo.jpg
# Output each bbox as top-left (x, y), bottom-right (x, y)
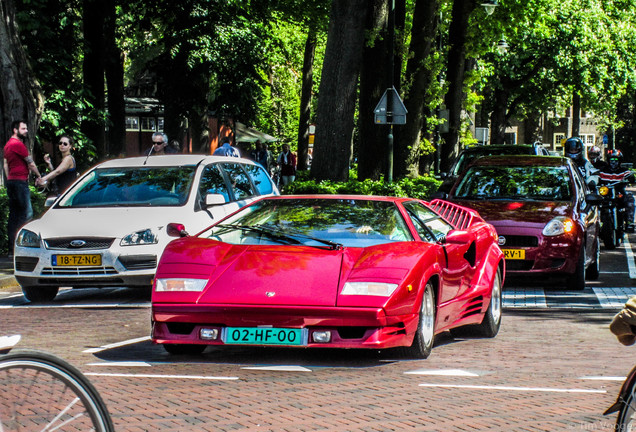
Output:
top-left (400, 282), bottom-right (435, 359)
top-left (602, 219), bottom-right (617, 250)
top-left (163, 343), bottom-right (206, 355)
top-left (21, 286), bottom-right (59, 302)
top-left (567, 247), bottom-right (586, 290)
top-left (616, 380), bottom-right (636, 431)
top-left (0, 349), bottom-right (114, 432)
top-left (586, 239), bottom-right (600, 281)
top-left (475, 267), bottom-right (503, 338)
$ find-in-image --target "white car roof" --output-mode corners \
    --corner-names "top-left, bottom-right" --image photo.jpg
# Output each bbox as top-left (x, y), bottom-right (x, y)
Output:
top-left (92, 154), bottom-right (259, 169)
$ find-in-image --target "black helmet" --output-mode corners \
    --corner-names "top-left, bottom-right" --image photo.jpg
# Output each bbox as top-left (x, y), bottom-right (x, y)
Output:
top-left (607, 149), bottom-right (623, 170)
top-left (564, 137), bottom-right (584, 156)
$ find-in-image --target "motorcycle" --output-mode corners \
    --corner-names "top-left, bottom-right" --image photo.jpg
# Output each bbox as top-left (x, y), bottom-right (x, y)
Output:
top-left (605, 344), bottom-right (636, 429)
top-left (596, 179), bottom-right (629, 250)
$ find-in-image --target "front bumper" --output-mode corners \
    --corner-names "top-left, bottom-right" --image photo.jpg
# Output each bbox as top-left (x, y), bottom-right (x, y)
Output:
top-left (151, 304), bottom-right (420, 349)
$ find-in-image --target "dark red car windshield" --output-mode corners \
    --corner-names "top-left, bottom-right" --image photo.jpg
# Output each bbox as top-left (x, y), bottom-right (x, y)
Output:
top-left (454, 165), bottom-right (572, 201)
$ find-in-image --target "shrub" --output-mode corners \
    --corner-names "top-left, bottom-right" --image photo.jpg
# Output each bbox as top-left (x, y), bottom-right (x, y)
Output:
top-left (283, 175), bottom-right (441, 200)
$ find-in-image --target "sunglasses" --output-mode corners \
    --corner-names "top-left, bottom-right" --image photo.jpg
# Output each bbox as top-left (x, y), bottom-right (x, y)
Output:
top-left (153, 141), bottom-right (165, 145)
top-left (59, 141), bottom-right (70, 146)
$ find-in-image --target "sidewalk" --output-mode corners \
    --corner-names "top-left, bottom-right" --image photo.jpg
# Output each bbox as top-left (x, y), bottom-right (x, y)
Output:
top-left (0, 256), bottom-right (18, 290)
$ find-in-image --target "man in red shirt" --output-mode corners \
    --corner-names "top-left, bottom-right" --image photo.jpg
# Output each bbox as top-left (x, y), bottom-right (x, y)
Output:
top-left (3, 120), bottom-right (42, 255)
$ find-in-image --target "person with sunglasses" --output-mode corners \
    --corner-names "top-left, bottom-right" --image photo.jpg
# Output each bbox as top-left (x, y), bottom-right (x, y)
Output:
top-left (38, 135), bottom-right (77, 194)
top-left (145, 132), bottom-right (177, 156)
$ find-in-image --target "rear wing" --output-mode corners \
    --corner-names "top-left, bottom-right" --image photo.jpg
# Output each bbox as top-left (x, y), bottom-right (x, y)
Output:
top-left (428, 199), bottom-right (482, 230)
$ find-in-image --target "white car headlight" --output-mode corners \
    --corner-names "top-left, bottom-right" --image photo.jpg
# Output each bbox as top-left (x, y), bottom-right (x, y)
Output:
top-left (120, 229), bottom-right (158, 246)
top-left (542, 217), bottom-right (575, 237)
top-left (16, 229), bottom-right (41, 248)
top-left (155, 278), bottom-right (207, 292)
top-left (341, 282), bottom-right (398, 297)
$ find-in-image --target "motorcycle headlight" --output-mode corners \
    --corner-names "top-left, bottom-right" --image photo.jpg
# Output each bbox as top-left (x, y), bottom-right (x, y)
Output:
top-left (598, 186), bottom-right (609, 196)
top-left (542, 217), bottom-right (575, 236)
top-left (155, 278), bottom-right (207, 292)
top-left (341, 282), bottom-right (398, 297)
top-left (16, 229), bottom-right (41, 248)
top-left (120, 228), bottom-right (158, 246)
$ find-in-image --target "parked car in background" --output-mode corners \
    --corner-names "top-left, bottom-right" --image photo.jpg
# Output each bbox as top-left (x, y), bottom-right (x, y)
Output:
top-left (13, 155), bottom-right (279, 302)
top-left (437, 143), bottom-right (551, 194)
top-left (440, 155), bottom-right (601, 290)
top-left (151, 195), bottom-right (504, 359)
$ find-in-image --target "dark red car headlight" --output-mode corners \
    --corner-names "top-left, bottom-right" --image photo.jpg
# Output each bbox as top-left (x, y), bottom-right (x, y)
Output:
top-left (542, 216), bottom-right (576, 237)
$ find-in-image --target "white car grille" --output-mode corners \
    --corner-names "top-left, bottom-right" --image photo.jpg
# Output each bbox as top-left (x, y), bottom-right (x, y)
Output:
top-left (41, 266), bottom-right (118, 276)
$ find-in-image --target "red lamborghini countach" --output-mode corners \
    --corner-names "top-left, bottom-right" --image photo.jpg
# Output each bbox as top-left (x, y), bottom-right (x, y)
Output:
top-left (151, 195), bottom-right (505, 358)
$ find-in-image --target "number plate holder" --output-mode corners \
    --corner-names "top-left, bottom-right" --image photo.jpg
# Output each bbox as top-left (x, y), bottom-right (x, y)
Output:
top-left (222, 327), bottom-right (307, 346)
top-left (52, 254), bottom-right (102, 266)
top-left (502, 249), bottom-right (525, 260)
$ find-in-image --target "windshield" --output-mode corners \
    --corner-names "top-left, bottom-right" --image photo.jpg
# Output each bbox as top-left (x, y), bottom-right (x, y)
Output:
top-left (200, 198), bottom-right (414, 247)
top-left (453, 165), bottom-right (572, 201)
top-left (451, 147), bottom-right (533, 176)
top-left (58, 166), bottom-right (197, 208)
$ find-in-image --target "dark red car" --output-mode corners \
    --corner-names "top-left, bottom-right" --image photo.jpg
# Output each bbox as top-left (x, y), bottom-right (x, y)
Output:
top-left (442, 155), bottom-right (601, 290)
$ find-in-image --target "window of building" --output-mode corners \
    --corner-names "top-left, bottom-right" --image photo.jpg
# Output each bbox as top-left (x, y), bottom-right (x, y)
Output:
top-left (140, 117), bottom-right (157, 132)
top-left (157, 117), bottom-right (164, 132)
top-left (553, 133), bottom-right (566, 153)
top-left (125, 117), bottom-right (139, 131)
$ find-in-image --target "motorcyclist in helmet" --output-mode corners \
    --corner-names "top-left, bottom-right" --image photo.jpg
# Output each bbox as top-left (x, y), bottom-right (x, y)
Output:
top-left (564, 137), bottom-right (597, 181)
top-left (587, 145), bottom-right (607, 170)
top-left (599, 149), bottom-right (636, 232)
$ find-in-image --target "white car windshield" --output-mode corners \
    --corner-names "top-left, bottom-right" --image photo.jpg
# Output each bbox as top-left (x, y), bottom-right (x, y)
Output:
top-left (57, 166), bottom-right (197, 208)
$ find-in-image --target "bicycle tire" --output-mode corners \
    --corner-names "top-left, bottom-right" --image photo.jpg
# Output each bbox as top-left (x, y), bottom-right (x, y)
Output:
top-left (0, 349), bottom-right (114, 432)
top-left (617, 378), bottom-right (636, 431)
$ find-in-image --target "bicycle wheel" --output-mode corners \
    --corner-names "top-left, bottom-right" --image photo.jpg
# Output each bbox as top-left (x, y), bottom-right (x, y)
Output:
top-left (617, 379), bottom-right (636, 431)
top-left (0, 349), bottom-right (114, 432)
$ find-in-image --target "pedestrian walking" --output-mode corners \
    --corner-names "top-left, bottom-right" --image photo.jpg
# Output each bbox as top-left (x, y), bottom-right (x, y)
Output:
top-left (277, 144), bottom-right (296, 187)
top-left (3, 120), bottom-right (42, 256)
top-left (213, 137), bottom-right (241, 157)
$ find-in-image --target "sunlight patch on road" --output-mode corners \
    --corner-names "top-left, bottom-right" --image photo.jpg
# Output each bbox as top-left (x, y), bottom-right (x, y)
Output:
top-left (86, 361), bottom-right (152, 367)
top-left (241, 365), bottom-right (312, 372)
top-left (419, 383), bottom-right (606, 393)
top-left (503, 287), bottom-right (547, 308)
top-left (580, 376), bottom-right (626, 381)
top-left (624, 237), bottom-right (636, 279)
top-left (592, 287), bottom-right (636, 308)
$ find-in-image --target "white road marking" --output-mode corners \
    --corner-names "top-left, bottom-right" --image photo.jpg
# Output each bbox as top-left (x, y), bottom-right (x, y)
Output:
top-left (86, 361), bottom-right (152, 367)
top-left (83, 336), bottom-right (151, 353)
top-left (405, 369), bottom-right (479, 377)
top-left (592, 287), bottom-right (636, 308)
top-left (241, 365), bottom-right (312, 372)
top-left (580, 376), bottom-right (626, 381)
top-left (419, 383), bottom-right (606, 393)
top-left (625, 237), bottom-right (636, 279)
top-left (85, 372), bottom-right (238, 380)
top-left (503, 287), bottom-right (547, 308)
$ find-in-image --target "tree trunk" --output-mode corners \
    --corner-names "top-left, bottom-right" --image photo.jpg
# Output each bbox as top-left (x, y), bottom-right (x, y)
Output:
top-left (81, 0), bottom-right (106, 159)
top-left (296, 29), bottom-right (317, 172)
top-left (357, 0), bottom-right (388, 181)
top-left (440, 0), bottom-right (477, 172)
top-left (572, 90), bottom-right (581, 138)
top-left (523, 115), bottom-right (543, 144)
top-left (104, 0), bottom-right (125, 157)
top-left (311, 0), bottom-right (368, 182)
top-left (0, 0), bottom-right (44, 155)
top-left (489, 88), bottom-right (508, 144)
top-left (395, 0), bottom-right (439, 178)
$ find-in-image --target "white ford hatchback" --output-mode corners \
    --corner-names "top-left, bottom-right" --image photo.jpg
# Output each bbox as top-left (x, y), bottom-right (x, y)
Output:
top-left (14, 154), bottom-right (279, 301)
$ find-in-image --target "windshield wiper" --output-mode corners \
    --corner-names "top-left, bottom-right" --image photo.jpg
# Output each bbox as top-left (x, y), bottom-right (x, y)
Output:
top-left (216, 224), bottom-right (343, 250)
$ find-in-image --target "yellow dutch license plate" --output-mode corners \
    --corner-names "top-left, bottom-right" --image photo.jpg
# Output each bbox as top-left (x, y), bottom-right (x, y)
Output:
top-left (52, 254), bottom-right (102, 266)
top-left (503, 249), bottom-right (525, 260)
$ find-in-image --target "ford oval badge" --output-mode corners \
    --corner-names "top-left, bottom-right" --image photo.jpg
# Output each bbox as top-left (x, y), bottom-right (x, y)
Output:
top-left (70, 240), bottom-right (87, 248)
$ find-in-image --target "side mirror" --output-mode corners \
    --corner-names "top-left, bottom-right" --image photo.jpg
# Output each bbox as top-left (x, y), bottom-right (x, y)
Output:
top-left (167, 223), bottom-right (189, 238)
top-left (44, 197), bottom-right (57, 208)
top-left (443, 230), bottom-right (471, 244)
top-left (583, 193), bottom-right (604, 213)
top-left (205, 193), bottom-right (226, 207)
top-left (431, 191), bottom-right (448, 200)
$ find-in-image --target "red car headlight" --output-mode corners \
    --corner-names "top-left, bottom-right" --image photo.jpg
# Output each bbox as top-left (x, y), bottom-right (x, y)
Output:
top-left (341, 282), bottom-right (398, 296)
top-left (542, 217), bottom-right (575, 237)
